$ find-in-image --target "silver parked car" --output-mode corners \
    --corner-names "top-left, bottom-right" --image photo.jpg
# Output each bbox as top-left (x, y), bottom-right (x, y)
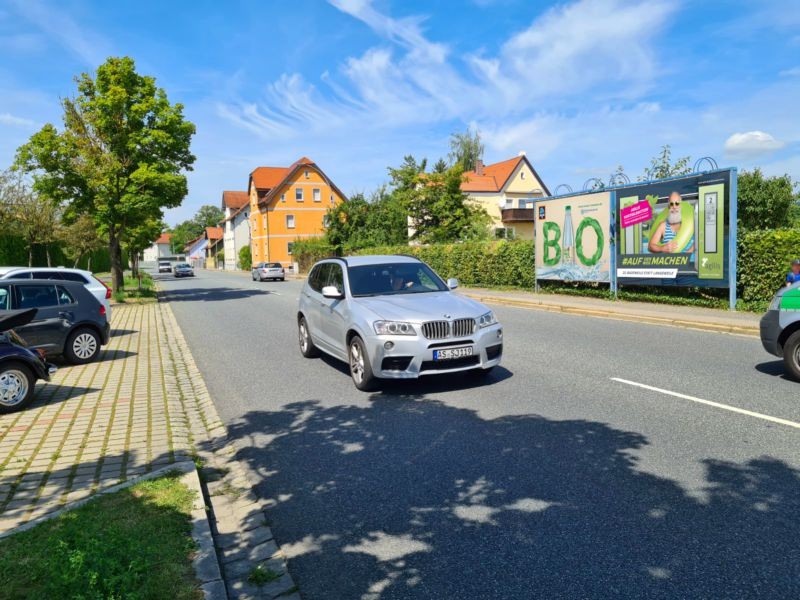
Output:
top-left (297, 255), bottom-right (503, 390)
top-left (252, 262), bottom-right (285, 282)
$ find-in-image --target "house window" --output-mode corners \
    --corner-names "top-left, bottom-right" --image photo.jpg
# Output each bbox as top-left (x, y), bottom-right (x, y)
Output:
top-left (304, 170), bottom-right (310, 179)
top-left (295, 188), bottom-right (304, 202)
top-left (322, 214), bottom-right (330, 228)
top-left (520, 171), bottom-right (526, 180)
top-left (288, 242), bottom-right (294, 255)
top-left (495, 227), bottom-right (515, 240)
top-left (313, 188), bottom-right (321, 202)
top-left (330, 194), bottom-right (335, 204)
top-left (286, 214), bottom-right (295, 229)
top-left (281, 193), bottom-right (285, 202)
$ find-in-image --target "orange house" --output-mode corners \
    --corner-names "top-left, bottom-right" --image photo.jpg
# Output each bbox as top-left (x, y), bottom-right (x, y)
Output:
top-left (248, 157), bottom-right (345, 266)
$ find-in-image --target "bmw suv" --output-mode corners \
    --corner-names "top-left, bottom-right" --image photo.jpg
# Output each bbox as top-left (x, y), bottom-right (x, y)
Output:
top-left (297, 255), bottom-right (503, 390)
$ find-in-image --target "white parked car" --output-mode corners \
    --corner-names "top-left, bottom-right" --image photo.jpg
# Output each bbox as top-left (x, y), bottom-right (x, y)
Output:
top-left (0, 267), bottom-right (113, 322)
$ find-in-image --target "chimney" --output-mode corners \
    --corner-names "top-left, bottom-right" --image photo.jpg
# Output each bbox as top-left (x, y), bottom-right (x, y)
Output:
top-left (518, 150), bottom-right (526, 157)
top-left (475, 159), bottom-right (484, 176)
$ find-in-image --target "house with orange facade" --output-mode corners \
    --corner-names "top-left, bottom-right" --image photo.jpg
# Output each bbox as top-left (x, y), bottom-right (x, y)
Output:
top-left (248, 157), bottom-right (345, 266)
top-left (461, 152), bottom-right (550, 240)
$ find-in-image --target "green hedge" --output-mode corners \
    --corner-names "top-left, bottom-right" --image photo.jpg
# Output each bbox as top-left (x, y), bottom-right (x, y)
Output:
top-left (354, 240), bottom-right (535, 288)
top-left (0, 235), bottom-right (118, 273)
top-left (738, 228), bottom-right (800, 302)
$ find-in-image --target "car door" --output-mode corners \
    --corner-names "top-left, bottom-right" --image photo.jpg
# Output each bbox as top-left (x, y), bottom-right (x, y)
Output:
top-left (303, 263), bottom-right (329, 347)
top-left (320, 262), bottom-right (348, 355)
top-left (14, 283), bottom-right (69, 353)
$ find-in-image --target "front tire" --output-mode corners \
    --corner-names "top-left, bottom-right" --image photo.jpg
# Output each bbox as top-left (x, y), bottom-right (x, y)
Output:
top-left (298, 316), bottom-right (320, 358)
top-left (783, 330), bottom-right (800, 381)
top-left (349, 336), bottom-right (377, 391)
top-left (65, 327), bottom-right (101, 364)
top-left (0, 362), bottom-right (36, 413)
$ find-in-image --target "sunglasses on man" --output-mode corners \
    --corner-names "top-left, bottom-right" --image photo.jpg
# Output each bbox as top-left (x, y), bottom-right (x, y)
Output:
top-left (669, 201), bottom-right (681, 207)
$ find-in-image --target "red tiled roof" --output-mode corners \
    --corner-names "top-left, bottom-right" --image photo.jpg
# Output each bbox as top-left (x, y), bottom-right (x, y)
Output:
top-left (461, 156), bottom-right (524, 192)
top-left (205, 226), bottom-right (223, 241)
top-left (251, 167), bottom-right (289, 190)
top-left (155, 232), bottom-right (171, 245)
top-left (222, 190), bottom-right (249, 209)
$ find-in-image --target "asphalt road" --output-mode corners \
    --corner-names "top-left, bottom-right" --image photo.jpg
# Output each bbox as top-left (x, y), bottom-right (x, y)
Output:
top-left (157, 268), bottom-right (800, 599)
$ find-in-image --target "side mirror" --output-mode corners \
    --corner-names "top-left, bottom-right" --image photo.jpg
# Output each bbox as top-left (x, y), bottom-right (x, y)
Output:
top-left (322, 285), bottom-right (343, 299)
top-left (447, 278), bottom-right (459, 290)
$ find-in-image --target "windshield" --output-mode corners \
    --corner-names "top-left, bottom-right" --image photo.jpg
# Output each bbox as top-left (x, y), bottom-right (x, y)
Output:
top-left (348, 262), bottom-right (448, 297)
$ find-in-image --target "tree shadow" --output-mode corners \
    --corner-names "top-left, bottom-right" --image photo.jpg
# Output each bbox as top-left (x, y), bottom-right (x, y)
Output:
top-left (225, 399), bottom-right (800, 599)
top-left (47, 350), bottom-right (138, 367)
top-left (159, 287), bottom-right (273, 303)
top-left (110, 329), bottom-right (138, 337)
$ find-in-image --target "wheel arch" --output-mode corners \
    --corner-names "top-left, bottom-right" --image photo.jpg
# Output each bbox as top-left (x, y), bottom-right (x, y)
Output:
top-left (778, 320), bottom-right (800, 353)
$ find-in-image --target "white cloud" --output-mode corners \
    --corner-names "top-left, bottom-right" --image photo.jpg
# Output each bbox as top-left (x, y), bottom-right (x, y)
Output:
top-left (724, 131), bottom-right (786, 159)
top-left (0, 112), bottom-right (35, 127)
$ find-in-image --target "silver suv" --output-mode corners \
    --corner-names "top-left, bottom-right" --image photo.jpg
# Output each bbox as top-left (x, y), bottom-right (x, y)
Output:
top-left (297, 255), bottom-right (503, 390)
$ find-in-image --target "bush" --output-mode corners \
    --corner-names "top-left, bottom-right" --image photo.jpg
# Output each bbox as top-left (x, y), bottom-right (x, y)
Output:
top-left (738, 228), bottom-right (800, 301)
top-left (238, 245), bottom-right (252, 271)
top-left (292, 237), bottom-right (335, 273)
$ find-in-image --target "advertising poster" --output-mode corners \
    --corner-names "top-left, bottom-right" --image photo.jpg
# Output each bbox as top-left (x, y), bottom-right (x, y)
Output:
top-left (535, 192), bottom-right (611, 282)
top-left (616, 170), bottom-right (731, 288)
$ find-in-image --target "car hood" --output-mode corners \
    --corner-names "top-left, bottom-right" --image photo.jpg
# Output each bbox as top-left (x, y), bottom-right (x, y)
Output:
top-left (353, 292), bottom-right (490, 322)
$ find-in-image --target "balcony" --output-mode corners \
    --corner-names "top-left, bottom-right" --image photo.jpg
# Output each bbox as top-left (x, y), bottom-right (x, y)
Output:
top-left (500, 208), bottom-right (535, 222)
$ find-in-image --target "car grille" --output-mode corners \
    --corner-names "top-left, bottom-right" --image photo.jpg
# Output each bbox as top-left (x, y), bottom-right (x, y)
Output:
top-left (421, 318), bottom-right (476, 340)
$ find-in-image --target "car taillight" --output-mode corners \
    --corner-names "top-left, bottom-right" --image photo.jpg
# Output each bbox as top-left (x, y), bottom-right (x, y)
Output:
top-left (99, 305), bottom-right (106, 317)
top-left (97, 279), bottom-right (112, 299)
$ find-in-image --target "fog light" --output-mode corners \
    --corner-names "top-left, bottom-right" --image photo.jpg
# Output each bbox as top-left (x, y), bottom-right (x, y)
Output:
top-left (496, 329), bottom-right (503, 339)
top-left (384, 341), bottom-right (394, 350)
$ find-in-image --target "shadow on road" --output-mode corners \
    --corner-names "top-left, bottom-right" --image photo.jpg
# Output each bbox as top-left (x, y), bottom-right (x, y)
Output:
top-left (158, 287), bottom-right (273, 303)
top-left (225, 399), bottom-right (800, 599)
top-left (754, 360), bottom-right (796, 382)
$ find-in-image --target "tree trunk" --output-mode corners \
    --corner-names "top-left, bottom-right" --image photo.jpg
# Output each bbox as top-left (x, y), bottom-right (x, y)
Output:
top-left (45, 245), bottom-right (51, 267)
top-left (87, 256), bottom-right (92, 272)
top-left (109, 232), bottom-right (124, 294)
top-left (28, 247), bottom-right (33, 268)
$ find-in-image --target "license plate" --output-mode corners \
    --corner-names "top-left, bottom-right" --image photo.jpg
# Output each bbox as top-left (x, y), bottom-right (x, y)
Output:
top-left (433, 346), bottom-right (473, 361)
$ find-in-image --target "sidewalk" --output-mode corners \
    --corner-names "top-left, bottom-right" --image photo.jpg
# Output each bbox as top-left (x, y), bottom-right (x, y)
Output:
top-left (0, 301), bottom-right (299, 599)
top-left (459, 287), bottom-right (762, 337)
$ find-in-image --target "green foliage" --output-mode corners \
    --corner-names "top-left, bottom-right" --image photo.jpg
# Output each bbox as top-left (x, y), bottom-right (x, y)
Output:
top-left (738, 228), bottom-right (800, 301)
top-left (193, 204), bottom-right (224, 228)
top-left (737, 168), bottom-right (797, 230)
top-left (292, 237), bottom-right (334, 273)
top-left (356, 240), bottom-right (535, 288)
top-left (324, 189), bottom-right (407, 254)
top-left (238, 245), bottom-right (252, 271)
top-left (15, 56), bottom-right (196, 292)
top-left (58, 214), bottom-right (105, 267)
top-left (448, 128), bottom-right (484, 173)
top-left (0, 472), bottom-right (199, 600)
top-left (640, 145), bottom-right (691, 181)
top-left (247, 565), bottom-right (282, 587)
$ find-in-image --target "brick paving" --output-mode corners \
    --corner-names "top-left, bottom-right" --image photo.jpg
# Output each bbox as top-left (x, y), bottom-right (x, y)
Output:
top-left (0, 301), bottom-right (226, 531)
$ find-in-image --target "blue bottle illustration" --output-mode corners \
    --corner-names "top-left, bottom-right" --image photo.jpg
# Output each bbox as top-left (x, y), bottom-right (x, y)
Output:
top-left (562, 205), bottom-right (575, 265)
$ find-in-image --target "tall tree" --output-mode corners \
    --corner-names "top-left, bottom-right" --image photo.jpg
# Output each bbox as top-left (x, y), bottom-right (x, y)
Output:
top-left (58, 213), bottom-right (105, 268)
top-left (737, 168), bottom-right (797, 230)
top-left (193, 204), bottom-right (224, 229)
top-left (5, 176), bottom-right (61, 267)
top-left (448, 129), bottom-right (484, 173)
top-left (15, 56), bottom-right (195, 292)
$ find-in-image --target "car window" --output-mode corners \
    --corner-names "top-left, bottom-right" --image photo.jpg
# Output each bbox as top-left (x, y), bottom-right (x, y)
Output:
top-left (60, 272), bottom-right (89, 283)
top-left (348, 262), bottom-right (448, 297)
top-left (0, 285), bottom-right (10, 310)
top-left (8, 272), bottom-right (31, 280)
top-left (308, 264), bottom-right (330, 293)
top-left (18, 284), bottom-right (59, 309)
top-left (326, 263), bottom-right (344, 294)
top-left (38, 271), bottom-right (64, 280)
top-left (57, 285), bottom-right (76, 305)
top-left (269, 263), bottom-right (282, 268)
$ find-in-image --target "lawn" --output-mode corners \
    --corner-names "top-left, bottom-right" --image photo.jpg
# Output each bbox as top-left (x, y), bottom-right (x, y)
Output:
top-left (95, 270), bottom-right (157, 302)
top-left (0, 472), bottom-right (202, 600)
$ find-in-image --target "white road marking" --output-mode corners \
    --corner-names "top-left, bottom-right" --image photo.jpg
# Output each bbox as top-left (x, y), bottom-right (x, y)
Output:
top-left (611, 377), bottom-right (800, 430)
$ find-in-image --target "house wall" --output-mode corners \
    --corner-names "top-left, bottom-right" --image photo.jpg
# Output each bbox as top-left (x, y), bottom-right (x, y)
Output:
top-left (142, 243), bottom-right (172, 262)
top-left (233, 210), bottom-right (250, 269)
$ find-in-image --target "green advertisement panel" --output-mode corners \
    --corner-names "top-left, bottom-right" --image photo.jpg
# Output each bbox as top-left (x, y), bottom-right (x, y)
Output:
top-left (535, 192), bottom-right (611, 282)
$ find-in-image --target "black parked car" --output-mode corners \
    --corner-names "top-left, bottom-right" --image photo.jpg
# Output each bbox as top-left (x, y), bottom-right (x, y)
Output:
top-left (0, 308), bottom-right (56, 413)
top-left (0, 280), bottom-right (111, 364)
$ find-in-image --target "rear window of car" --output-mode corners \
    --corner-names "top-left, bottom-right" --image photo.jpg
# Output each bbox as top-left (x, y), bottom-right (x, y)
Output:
top-left (18, 284), bottom-right (59, 308)
top-left (57, 285), bottom-right (76, 305)
top-left (36, 271), bottom-right (64, 280)
top-left (268, 263), bottom-right (282, 268)
top-left (60, 272), bottom-right (89, 283)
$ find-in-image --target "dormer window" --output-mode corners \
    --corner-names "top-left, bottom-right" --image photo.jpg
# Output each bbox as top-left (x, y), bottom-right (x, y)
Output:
top-left (304, 170), bottom-right (310, 179)
top-left (520, 171), bottom-right (526, 180)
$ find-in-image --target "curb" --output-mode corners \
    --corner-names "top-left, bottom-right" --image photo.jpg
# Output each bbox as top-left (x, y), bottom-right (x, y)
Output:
top-left (463, 293), bottom-right (760, 337)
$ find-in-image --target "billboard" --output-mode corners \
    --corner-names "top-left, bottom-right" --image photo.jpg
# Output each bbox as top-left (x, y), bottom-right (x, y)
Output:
top-left (616, 170), bottom-right (732, 288)
top-left (535, 192), bottom-right (611, 282)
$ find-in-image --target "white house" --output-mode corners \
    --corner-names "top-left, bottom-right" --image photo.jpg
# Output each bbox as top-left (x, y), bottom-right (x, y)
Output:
top-left (220, 191), bottom-right (250, 270)
top-left (142, 232), bottom-right (173, 264)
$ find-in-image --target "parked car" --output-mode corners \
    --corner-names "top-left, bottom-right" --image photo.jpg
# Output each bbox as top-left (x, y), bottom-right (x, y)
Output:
top-left (252, 262), bottom-right (285, 282)
top-left (761, 281), bottom-right (800, 380)
top-left (158, 261), bottom-right (172, 273)
top-left (0, 280), bottom-right (110, 364)
top-left (297, 255), bottom-right (503, 390)
top-left (173, 263), bottom-right (194, 278)
top-left (0, 266), bottom-right (112, 321)
top-left (0, 308), bottom-right (56, 413)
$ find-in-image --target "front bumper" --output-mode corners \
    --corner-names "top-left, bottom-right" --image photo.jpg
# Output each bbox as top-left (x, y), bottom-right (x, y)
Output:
top-left (364, 323), bottom-right (504, 379)
top-left (760, 310), bottom-right (782, 356)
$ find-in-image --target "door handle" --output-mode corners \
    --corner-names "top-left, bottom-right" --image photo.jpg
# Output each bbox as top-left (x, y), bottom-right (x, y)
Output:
top-left (58, 311), bottom-right (73, 320)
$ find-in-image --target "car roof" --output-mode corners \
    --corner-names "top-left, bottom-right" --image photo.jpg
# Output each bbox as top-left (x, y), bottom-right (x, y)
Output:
top-left (339, 255), bottom-right (422, 267)
top-left (0, 266), bottom-right (93, 276)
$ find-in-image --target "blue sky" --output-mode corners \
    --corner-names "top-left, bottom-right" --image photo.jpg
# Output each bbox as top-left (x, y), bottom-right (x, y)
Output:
top-left (0, 0), bottom-right (798, 225)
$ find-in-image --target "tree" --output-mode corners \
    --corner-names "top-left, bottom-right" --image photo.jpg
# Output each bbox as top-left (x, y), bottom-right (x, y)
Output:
top-left (238, 245), bottom-right (252, 271)
top-left (15, 56), bottom-right (195, 293)
top-left (124, 217), bottom-right (165, 278)
top-left (2, 173), bottom-right (61, 266)
top-left (193, 204), bottom-right (224, 229)
top-left (737, 168), bottom-right (797, 230)
top-left (323, 188), bottom-right (408, 254)
top-left (59, 213), bottom-right (105, 268)
top-left (448, 129), bottom-right (484, 173)
top-left (640, 145), bottom-right (691, 181)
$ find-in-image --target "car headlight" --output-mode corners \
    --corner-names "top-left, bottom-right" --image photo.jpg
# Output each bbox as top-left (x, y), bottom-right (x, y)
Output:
top-left (769, 295), bottom-right (782, 311)
top-left (478, 311), bottom-right (497, 328)
top-left (374, 321), bottom-right (416, 336)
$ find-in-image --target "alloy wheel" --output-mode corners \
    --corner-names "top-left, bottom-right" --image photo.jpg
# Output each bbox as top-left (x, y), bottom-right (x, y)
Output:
top-left (299, 321), bottom-right (309, 352)
top-left (0, 370), bottom-right (29, 408)
top-left (350, 341), bottom-right (364, 384)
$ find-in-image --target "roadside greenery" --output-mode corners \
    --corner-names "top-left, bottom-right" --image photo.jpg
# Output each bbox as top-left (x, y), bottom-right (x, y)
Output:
top-left (0, 472), bottom-right (200, 600)
top-left (170, 204), bottom-right (224, 254)
top-left (238, 245), bottom-right (252, 271)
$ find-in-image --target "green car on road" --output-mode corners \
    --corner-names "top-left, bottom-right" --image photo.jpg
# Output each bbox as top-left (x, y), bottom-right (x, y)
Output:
top-left (761, 282), bottom-right (800, 380)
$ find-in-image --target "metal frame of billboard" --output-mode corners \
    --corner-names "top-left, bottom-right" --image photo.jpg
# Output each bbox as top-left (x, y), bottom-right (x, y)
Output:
top-left (534, 167), bottom-right (738, 310)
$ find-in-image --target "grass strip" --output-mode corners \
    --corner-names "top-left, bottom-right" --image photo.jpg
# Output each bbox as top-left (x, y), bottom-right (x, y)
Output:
top-left (0, 471), bottom-right (201, 600)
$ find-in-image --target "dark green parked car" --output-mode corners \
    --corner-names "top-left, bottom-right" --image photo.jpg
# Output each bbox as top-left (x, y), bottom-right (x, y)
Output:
top-left (760, 282), bottom-right (800, 380)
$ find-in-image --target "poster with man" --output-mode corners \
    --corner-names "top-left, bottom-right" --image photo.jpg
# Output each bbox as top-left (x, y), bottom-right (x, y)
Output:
top-left (616, 170), bottom-right (731, 287)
